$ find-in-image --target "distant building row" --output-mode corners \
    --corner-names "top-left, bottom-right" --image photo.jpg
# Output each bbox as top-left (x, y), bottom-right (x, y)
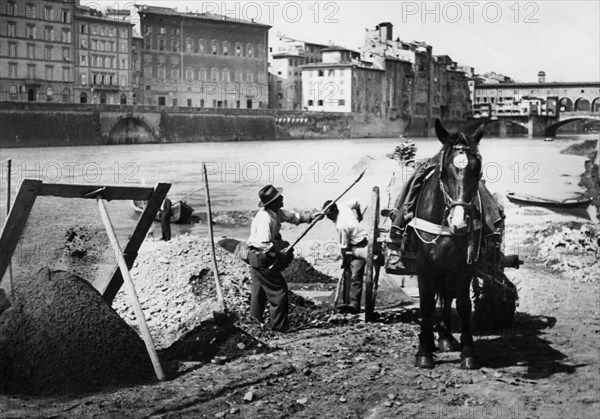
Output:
top-left (8, 1), bottom-right (580, 121)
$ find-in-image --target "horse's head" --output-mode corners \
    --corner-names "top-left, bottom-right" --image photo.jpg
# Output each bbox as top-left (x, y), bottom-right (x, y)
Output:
top-left (435, 119), bottom-right (484, 235)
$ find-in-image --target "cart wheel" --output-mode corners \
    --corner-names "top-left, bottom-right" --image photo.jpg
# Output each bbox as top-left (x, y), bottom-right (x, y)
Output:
top-left (364, 186), bottom-right (380, 322)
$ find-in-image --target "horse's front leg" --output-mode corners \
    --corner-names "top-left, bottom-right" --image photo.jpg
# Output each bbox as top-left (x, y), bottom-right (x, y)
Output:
top-left (415, 271), bottom-right (436, 369)
top-left (438, 293), bottom-right (460, 352)
top-left (456, 272), bottom-right (478, 369)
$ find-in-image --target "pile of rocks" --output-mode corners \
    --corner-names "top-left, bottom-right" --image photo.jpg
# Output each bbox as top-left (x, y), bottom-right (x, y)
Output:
top-left (112, 235), bottom-right (345, 349)
top-left (519, 222), bottom-right (599, 282)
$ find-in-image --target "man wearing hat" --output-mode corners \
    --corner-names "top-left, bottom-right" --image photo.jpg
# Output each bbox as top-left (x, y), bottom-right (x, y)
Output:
top-left (247, 184), bottom-right (320, 332)
top-left (322, 198), bottom-right (369, 314)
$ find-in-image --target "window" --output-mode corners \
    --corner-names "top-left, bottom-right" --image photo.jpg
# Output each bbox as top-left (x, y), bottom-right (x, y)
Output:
top-left (185, 68), bottom-right (194, 81)
top-left (246, 44), bottom-right (253, 57)
top-left (8, 63), bottom-right (17, 78)
top-left (119, 40), bottom-right (127, 52)
top-left (8, 43), bottom-right (17, 57)
top-left (221, 69), bottom-right (230, 83)
top-left (318, 100), bottom-right (323, 106)
top-left (257, 43), bottom-right (264, 59)
top-left (145, 38), bottom-right (152, 50)
top-left (318, 70), bottom-right (324, 77)
top-left (338, 99), bottom-right (345, 106)
top-left (328, 69), bottom-right (335, 76)
top-left (80, 54), bottom-right (87, 66)
top-left (27, 44), bottom-right (35, 59)
top-left (235, 71), bottom-right (243, 82)
top-left (62, 88), bottom-right (70, 102)
top-left (80, 72), bottom-right (86, 84)
top-left (185, 38), bottom-right (192, 53)
top-left (7, 2), bottom-right (16, 16)
top-left (61, 9), bottom-right (71, 23)
top-left (27, 24), bottom-right (36, 39)
top-left (198, 68), bottom-right (207, 81)
top-left (210, 68), bottom-right (218, 81)
top-left (158, 67), bottom-right (166, 79)
top-left (8, 22), bottom-right (16, 37)
top-left (27, 64), bottom-right (36, 79)
top-left (187, 99), bottom-right (192, 107)
top-left (119, 28), bottom-right (127, 38)
top-left (26, 4), bottom-right (36, 18)
top-left (246, 72), bottom-right (253, 82)
top-left (308, 100), bottom-right (314, 106)
top-left (198, 39), bottom-right (206, 54)
top-left (61, 29), bottom-right (71, 43)
top-left (46, 87), bottom-right (53, 98)
top-left (44, 46), bottom-right (53, 60)
top-left (44, 6), bottom-right (54, 21)
top-left (159, 38), bottom-right (165, 51)
top-left (62, 67), bottom-right (70, 82)
top-left (211, 40), bottom-right (218, 55)
top-left (80, 37), bottom-right (88, 49)
top-left (120, 58), bottom-right (128, 70)
top-left (223, 41), bottom-right (229, 55)
top-left (172, 39), bottom-right (179, 52)
top-left (235, 43), bottom-right (242, 56)
top-left (171, 68), bottom-right (179, 80)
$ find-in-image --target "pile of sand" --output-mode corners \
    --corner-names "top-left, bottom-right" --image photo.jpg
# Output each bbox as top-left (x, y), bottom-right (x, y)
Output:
top-left (0, 268), bottom-right (153, 396)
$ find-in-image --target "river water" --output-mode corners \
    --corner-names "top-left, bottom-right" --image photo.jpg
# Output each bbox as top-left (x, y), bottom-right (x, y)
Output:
top-left (0, 134), bottom-right (597, 251)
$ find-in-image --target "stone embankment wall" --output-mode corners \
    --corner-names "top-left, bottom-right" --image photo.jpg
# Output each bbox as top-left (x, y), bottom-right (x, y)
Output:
top-left (0, 102), bottom-right (466, 147)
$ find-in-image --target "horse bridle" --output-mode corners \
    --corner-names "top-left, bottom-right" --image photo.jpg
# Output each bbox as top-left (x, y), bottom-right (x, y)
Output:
top-left (437, 142), bottom-right (480, 225)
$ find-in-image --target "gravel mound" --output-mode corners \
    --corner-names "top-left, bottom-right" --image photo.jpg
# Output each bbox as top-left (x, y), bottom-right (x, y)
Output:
top-left (113, 235), bottom-right (347, 349)
top-left (0, 268), bottom-right (153, 396)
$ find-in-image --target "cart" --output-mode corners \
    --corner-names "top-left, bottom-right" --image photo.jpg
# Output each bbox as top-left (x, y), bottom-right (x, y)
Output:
top-left (363, 186), bottom-right (521, 330)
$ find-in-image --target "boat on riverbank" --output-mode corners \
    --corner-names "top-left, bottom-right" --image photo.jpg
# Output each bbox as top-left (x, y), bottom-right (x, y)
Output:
top-left (506, 192), bottom-right (592, 209)
top-left (131, 200), bottom-right (195, 224)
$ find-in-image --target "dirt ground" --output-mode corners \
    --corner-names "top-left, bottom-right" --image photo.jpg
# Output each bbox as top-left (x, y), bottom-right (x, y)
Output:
top-left (0, 221), bottom-right (598, 419)
top-left (0, 142), bottom-right (598, 418)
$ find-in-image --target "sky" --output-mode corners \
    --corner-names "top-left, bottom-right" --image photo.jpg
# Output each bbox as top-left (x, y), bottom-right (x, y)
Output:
top-left (82, 0), bottom-right (600, 83)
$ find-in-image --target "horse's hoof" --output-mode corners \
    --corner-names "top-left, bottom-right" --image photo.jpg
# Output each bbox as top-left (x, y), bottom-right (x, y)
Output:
top-left (415, 355), bottom-right (435, 369)
top-left (438, 338), bottom-right (458, 352)
top-left (460, 356), bottom-right (479, 370)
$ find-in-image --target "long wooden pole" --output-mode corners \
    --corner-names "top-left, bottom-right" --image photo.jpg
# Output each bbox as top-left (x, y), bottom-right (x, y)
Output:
top-left (6, 159), bottom-right (13, 297)
top-left (96, 196), bottom-right (165, 381)
top-left (202, 163), bottom-right (226, 312)
top-left (286, 168), bottom-right (367, 255)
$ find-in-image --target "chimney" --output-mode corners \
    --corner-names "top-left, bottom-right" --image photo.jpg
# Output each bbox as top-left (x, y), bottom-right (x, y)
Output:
top-left (378, 22), bottom-right (393, 42)
top-left (538, 70), bottom-right (546, 83)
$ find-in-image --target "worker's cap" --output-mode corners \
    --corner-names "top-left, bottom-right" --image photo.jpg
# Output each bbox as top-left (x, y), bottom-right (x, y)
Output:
top-left (258, 184), bottom-right (283, 207)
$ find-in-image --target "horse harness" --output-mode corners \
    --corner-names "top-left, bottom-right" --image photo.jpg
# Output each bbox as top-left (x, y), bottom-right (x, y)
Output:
top-left (408, 141), bottom-right (483, 264)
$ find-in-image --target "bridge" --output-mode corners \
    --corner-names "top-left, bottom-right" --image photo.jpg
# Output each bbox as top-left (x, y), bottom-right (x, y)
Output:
top-left (470, 81), bottom-right (600, 136)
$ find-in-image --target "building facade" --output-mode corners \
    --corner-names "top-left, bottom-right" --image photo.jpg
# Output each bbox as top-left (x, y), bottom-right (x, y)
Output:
top-left (0, 0), bottom-right (76, 102)
top-left (137, 5), bottom-right (270, 109)
top-left (74, 4), bottom-right (133, 104)
top-left (301, 47), bottom-right (384, 114)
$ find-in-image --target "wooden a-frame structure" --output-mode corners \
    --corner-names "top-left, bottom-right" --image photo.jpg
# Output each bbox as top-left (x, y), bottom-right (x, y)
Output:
top-left (0, 179), bottom-right (169, 302)
top-left (0, 179), bottom-right (171, 380)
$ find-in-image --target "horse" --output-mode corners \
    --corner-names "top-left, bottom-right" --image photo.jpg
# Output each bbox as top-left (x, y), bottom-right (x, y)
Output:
top-left (396, 119), bottom-right (484, 369)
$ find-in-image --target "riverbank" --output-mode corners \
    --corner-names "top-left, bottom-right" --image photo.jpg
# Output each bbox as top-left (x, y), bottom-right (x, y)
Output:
top-left (561, 139), bottom-right (600, 221)
top-left (0, 221), bottom-right (598, 417)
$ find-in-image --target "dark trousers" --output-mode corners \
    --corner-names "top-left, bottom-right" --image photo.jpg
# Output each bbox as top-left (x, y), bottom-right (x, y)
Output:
top-left (160, 213), bottom-right (171, 241)
top-left (342, 257), bottom-right (366, 310)
top-left (250, 266), bottom-right (289, 332)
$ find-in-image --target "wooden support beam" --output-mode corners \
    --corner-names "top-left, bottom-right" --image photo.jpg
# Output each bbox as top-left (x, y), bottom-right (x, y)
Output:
top-left (38, 183), bottom-right (154, 201)
top-left (101, 183), bottom-right (170, 303)
top-left (0, 179), bottom-right (42, 282)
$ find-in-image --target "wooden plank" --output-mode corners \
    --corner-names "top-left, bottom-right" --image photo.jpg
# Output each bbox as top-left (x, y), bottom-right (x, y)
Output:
top-left (96, 196), bottom-right (165, 380)
top-left (101, 182), bottom-right (171, 303)
top-left (38, 183), bottom-right (154, 201)
top-left (0, 179), bottom-right (42, 282)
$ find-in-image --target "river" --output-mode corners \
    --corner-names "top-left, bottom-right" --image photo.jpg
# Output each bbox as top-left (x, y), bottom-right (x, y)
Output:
top-left (0, 134), bottom-right (596, 252)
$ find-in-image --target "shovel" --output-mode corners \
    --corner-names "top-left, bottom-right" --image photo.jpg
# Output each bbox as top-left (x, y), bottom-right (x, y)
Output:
top-left (202, 163), bottom-right (234, 325)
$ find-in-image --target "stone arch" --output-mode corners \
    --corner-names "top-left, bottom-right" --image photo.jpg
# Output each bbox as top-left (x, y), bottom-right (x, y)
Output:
top-left (590, 97), bottom-right (600, 112)
top-left (108, 116), bottom-right (156, 145)
top-left (574, 98), bottom-right (590, 112)
top-left (559, 97), bottom-right (573, 112)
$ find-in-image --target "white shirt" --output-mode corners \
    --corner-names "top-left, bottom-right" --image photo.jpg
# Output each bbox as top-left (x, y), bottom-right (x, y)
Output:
top-left (247, 208), bottom-right (301, 250)
top-left (334, 198), bottom-right (368, 249)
